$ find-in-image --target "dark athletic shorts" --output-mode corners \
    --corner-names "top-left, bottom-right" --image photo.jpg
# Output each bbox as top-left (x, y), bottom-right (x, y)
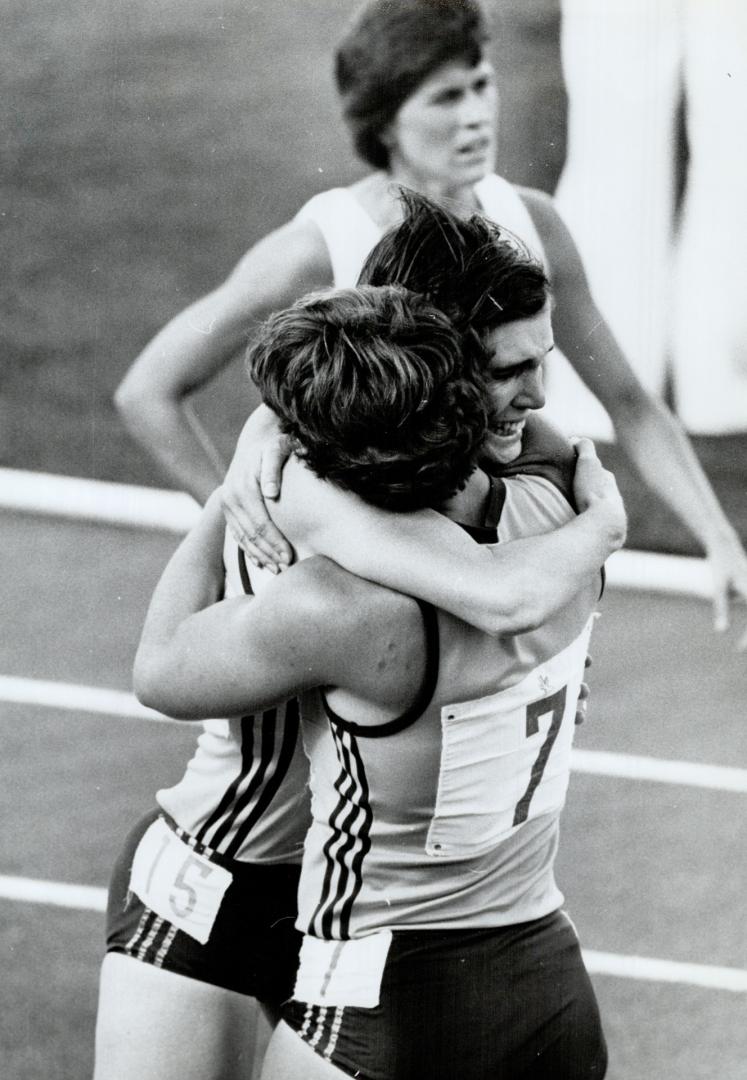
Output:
top-left (283, 910), bottom-right (607, 1080)
top-left (105, 809), bottom-right (302, 1007)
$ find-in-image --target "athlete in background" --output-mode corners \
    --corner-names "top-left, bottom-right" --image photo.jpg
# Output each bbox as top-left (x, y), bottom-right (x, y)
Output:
top-left (115, 0), bottom-right (747, 634)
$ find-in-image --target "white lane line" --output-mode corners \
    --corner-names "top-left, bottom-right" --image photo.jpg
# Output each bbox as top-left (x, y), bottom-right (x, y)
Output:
top-left (0, 467), bottom-right (717, 598)
top-left (0, 875), bottom-right (106, 912)
top-left (606, 549), bottom-right (714, 599)
top-left (1, 874), bottom-right (745, 993)
top-left (570, 748), bottom-right (747, 794)
top-left (0, 467), bottom-right (199, 534)
top-left (583, 950), bottom-right (747, 993)
top-left (0, 675), bottom-right (175, 723)
top-left (2, 675), bottom-right (746, 792)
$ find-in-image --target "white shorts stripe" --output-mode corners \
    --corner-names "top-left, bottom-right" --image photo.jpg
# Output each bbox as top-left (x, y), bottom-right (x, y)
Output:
top-left (324, 1006), bottom-right (345, 1061)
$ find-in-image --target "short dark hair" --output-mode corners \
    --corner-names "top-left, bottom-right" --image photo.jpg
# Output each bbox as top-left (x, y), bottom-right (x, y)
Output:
top-left (248, 286), bottom-right (492, 511)
top-left (335, 0), bottom-right (489, 169)
top-left (359, 190), bottom-right (550, 362)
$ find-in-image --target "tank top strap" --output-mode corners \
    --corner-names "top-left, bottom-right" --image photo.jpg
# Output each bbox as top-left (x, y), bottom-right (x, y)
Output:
top-left (295, 188), bottom-right (382, 287)
top-left (482, 475), bottom-right (508, 531)
top-left (474, 174), bottom-right (547, 267)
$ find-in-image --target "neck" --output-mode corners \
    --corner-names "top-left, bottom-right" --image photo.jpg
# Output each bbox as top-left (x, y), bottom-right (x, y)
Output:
top-left (386, 162), bottom-right (481, 212)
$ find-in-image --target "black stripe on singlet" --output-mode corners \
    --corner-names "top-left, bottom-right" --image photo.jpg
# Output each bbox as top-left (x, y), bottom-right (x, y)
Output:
top-left (213, 712), bottom-right (276, 850)
top-left (194, 713), bottom-right (257, 846)
top-left (197, 702), bottom-right (301, 856)
top-left (334, 732), bottom-right (373, 938)
top-left (195, 551), bottom-right (303, 855)
top-left (310, 725), bottom-right (373, 940)
top-left (224, 698), bottom-right (301, 859)
top-left (308, 739), bottom-right (358, 938)
top-left (199, 710), bottom-right (278, 851)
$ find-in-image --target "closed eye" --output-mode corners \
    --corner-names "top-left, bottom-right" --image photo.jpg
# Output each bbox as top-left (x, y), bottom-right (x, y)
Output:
top-left (489, 360), bottom-right (538, 383)
top-left (490, 346), bottom-right (553, 383)
top-left (432, 87), bottom-right (464, 105)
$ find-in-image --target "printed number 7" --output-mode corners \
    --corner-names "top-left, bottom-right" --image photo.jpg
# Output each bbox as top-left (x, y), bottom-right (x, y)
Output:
top-left (513, 686), bottom-right (567, 826)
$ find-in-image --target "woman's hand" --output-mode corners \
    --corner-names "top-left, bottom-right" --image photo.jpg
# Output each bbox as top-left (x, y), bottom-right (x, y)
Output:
top-left (705, 530), bottom-right (747, 648)
top-left (572, 438), bottom-right (627, 553)
top-left (221, 405), bottom-right (294, 571)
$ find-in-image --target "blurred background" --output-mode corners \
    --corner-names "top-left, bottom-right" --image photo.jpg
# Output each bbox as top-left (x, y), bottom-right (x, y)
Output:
top-left (2, 4), bottom-right (746, 1078)
top-left (4, 0), bottom-right (744, 552)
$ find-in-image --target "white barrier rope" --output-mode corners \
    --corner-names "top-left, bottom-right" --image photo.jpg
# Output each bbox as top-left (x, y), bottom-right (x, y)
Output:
top-left (3, 674), bottom-right (745, 793)
top-left (0, 467), bottom-right (200, 533)
top-left (0, 466), bottom-right (716, 597)
top-left (0, 466), bottom-right (716, 600)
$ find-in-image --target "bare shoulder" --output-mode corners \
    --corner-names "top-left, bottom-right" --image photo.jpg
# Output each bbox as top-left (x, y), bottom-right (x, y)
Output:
top-left (516, 186), bottom-right (565, 243)
top-left (268, 556), bottom-right (426, 695)
top-left (228, 216), bottom-right (333, 301)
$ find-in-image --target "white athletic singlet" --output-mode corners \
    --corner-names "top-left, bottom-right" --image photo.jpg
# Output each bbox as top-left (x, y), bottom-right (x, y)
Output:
top-left (295, 425), bottom-right (601, 938)
top-left (156, 536), bottom-right (311, 865)
top-left (296, 174), bottom-right (543, 288)
top-left (296, 175), bottom-right (613, 438)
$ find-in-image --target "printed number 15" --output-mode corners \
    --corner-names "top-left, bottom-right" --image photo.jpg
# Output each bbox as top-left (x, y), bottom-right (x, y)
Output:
top-left (513, 686), bottom-right (567, 826)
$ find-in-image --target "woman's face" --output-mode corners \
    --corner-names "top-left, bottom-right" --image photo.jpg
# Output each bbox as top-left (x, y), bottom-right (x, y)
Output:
top-left (383, 58), bottom-right (498, 195)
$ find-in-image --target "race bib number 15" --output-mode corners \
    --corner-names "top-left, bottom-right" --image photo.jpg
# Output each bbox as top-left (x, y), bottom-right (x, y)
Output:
top-left (129, 818), bottom-right (232, 944)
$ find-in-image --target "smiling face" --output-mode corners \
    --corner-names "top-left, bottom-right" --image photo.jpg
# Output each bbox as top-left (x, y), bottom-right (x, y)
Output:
top-left (481, 303), bottom-right (554, 465)
top-left (383, 58), bottom-right (498, 197)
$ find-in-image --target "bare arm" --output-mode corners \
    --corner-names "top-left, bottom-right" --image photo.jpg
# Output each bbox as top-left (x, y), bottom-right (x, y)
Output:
top-left (136, 447), bottom-right (622, 716)
top-left (114, 219), bottom-right (332, 503)
top-left (522, 187), bottom-right (747, 636)
top-left (256, 440), bottom-right (624, 637)
top-left (134, 493), bottom-right (419, 719)
top-left (132, 491), bottom-right (302, 717)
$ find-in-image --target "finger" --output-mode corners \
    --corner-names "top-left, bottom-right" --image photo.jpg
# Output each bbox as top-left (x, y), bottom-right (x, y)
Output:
top-left (584, 654), bottom-right (593, 669)
top-left (250, 519), bottom-right (294, 569)
top-left (246, 513), bottom-right (293, 566)
top-left (577, 682), bottom-right (590, 700)
top-left (259, 442), bottom-right (289, 501)
top-left (242, 523), bottom-right (287, 571)
top-left (222, 480), bottom-right (288, 564)
top-left (572, 437), bottom-right (597, 459)
top-left (222, 504), bottom-right (280, 570)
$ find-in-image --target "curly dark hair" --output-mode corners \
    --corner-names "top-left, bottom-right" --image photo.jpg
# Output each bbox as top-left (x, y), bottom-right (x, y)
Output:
top-left (359, 190), bottom-right (550, 366)
top-left (335, 0), bottom-right (489, 169)
top-left (247, 286), bottom-right (492, 511)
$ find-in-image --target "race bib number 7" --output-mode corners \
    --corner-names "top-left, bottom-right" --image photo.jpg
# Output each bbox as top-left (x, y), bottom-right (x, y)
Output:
top-left (129, 817), bottom-right (232, 944)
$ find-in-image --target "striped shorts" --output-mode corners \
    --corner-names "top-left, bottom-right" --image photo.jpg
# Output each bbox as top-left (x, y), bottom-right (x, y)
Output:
top-left (283, 911), bottom-right (607, 1079)
top-left (105, 809), bottom-right (302, 1006)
